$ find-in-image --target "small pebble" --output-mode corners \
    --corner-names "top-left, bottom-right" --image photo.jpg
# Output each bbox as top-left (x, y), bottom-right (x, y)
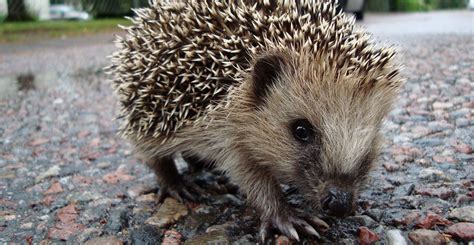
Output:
top-left (449, 206), bottom-right (474, 222)
top-left (386, 229), bottom-right (407, 245)
top-left (408, 229), bottom-right (445, 245)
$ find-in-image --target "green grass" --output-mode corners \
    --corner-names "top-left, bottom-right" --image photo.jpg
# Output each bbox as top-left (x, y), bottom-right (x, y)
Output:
top-left (0, 18), bottom-right (131, 43)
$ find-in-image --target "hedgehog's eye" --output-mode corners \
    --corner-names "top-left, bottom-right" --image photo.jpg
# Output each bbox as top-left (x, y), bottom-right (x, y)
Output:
top-left (291, 119), bottom-right (314, 143)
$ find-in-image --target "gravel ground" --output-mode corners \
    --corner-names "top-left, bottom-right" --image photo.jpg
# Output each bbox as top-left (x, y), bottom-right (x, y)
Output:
top-left (1, 11), bottom-right (473, 244)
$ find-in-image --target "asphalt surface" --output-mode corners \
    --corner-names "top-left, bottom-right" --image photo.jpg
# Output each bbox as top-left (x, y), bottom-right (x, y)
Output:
top-left (362, 10), bottom-right (473, 37)
top-left (0, 10), bottom-right (473, 244)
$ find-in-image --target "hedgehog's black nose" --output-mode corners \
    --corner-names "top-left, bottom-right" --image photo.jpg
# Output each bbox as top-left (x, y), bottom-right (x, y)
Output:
top-left (321, 187), bottom-right (354, 217)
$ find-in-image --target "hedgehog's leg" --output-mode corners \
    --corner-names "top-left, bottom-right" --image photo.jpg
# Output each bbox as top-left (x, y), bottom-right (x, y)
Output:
top-left (183, 154), bottom-right (213, 172)
top-left (183, 155), bottom-right (236, 195)
top-left (147, 155), bottom-right (201, 203)
top-left (226, 161), bottom-right (327, 242)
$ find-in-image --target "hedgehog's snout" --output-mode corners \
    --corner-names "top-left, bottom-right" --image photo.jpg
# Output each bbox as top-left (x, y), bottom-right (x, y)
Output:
top-left (320, 186), bottom-right (354, 217)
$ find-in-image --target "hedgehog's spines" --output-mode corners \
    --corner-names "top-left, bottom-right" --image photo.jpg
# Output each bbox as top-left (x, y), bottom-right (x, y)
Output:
top-left (109, 0), bottom-right (400, 143)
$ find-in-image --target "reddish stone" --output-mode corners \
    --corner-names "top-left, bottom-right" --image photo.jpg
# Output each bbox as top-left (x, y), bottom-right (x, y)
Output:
top-left (427, 206), bottom-right (443, 215)
top-left (383, 162), bottom-right (401, 172)
top-left (38, 240), bottom-right (51, 245)
top-left (391, 146), bottom-right (423, 157)
top-left (89, 137), bottom-right (101, 148)
top-left (81, 151), bottom-right (101, 161)
top-left (394, 154), bottom-right (414, 163)
top-left (72, 175), bottom-right (93, 186)
top-left (411, 126), bottom-right (431, 137)
top-left (409, 229), bottom-right (445, 245)
top-left (26, 183), bottom-right (46, 193)
top-left (48, 203), bottom-right (84, 240)
top-left (432, 155), bottom-right (456, 164)
top-left (391, 146), bottom-right (405, 155)
top-left (398, 211), bottom-right (421, 226)
top-left (84, 236), bottom-right (123, 245)
top-left (4, 163), bottom-right (26, 170)
top-left (187, 202), bottom-right (203, 210)
top-left (461, 180), bottom-right (472, 187)
top-left (127, 183), bottom-right (155, 198)
top-left (445, 223), bottom-right (474, 241)
top-left (0, 153), bottom-right (15, 161)
top-left (61, 147), bottom-right (78, 159)
top-left (415, 186), bottom-right (455, 200)
top-left (416, 212), bottom-right (452, 229)
top-left (410, 109), bottom-right (431, 116)
top-left (465, 101), bottom-right (474, 109)
top-left (77, 130), bottom-right (90, 138)
top-left (162, 230), bottom-right (182, 245)
top-left (103, 170), bottom-right (135, 184)
top-left (5, 109), bottom-right (15, 116)
top-left (358, 226), bottom-right (380, 245)
top-left (29, 138), bottom-right (49, 146)
top-left (44, 182), bottom-right (64, 195)
top-left (137, 193), bottom-right (157, 202)
top-left (452, 143), bottom-right (472, 154)
top-left (26, 235), bottom-right (33, 245)
top-left (456, 195), bottom-right (474, 205)
top-left (42, 195), bottom-right (55, 206)
top-left (57, 204), bottom-right (79, 223)
top-left (0, 199), bottom-right (15, 207)
top-left (48, 222), bottom-right (85, 241)
top-left (107, 145), bottom-right (118, 154)
top-left (432, 102), bottom-right (453, 110)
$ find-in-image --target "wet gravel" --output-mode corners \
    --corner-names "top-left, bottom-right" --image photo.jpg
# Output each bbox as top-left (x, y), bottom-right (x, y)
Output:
top-left (0, 13), bottom-right (473, 245)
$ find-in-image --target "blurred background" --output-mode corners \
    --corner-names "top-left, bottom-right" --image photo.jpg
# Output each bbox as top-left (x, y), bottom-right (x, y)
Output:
top-left (0, 0), bottom-right (471, 43)
top-left (0, 0), bottom-right (471, 36)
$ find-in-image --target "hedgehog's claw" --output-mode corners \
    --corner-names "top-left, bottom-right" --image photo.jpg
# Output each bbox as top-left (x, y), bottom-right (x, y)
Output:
top-left (259, 220), bottom-right (271, 244)
top-left (157, 184), bottom-right (198, 203)
top-left (259, 209), bottom-right (326, 242)
top-left (182, 176), bottom-right (208, 197)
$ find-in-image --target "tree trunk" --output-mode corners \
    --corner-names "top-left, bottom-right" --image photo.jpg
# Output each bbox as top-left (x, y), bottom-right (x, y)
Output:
top-left (7, 0), bottom-right (33, 21)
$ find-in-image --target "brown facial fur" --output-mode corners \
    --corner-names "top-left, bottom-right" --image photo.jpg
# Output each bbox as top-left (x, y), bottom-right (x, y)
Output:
top-left (229, 47), bottom-right (400, 215)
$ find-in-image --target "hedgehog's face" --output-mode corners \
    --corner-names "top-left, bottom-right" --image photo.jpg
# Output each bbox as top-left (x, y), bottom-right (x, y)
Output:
top-left (239, 51), bottom-right (399, 217)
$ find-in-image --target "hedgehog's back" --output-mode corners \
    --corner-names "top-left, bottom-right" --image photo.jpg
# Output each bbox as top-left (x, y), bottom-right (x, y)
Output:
top-left (109, 0), bottom-right (371, 142)
top-left (110, 1), bottom-right (255, 141)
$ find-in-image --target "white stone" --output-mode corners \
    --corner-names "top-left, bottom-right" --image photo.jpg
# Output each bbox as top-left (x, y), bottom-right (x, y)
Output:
top-left (20, 222), bottom-right (33, 229)
top-left (53, 98), bottom-right (64, 104)
top-left (387, 229), bottom-right (407, 245)
top-left (418, 167), bottom-right (445, 182)
top-left (432, 102), bottom-right (453, 110)
top-left (35, 165), bottom-right (61, 183)
top-left (449, 206), bottom-right (474, 222)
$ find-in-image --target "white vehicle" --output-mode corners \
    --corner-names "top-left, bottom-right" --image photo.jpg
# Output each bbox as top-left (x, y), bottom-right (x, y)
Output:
top-left (469, 0), bottom-right (474, 10)
top-left (339, 0), bottom-right (366, 21)
top-left (49, 4), bottom-right (90, 21)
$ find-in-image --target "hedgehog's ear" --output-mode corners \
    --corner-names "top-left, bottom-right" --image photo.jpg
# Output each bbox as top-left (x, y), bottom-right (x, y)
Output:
top-left (251, 53), bottom-right (286, 105)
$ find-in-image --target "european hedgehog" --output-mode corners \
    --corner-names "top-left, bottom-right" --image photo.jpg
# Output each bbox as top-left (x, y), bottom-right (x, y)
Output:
top-left (109, 0), bottom-right (403, 241)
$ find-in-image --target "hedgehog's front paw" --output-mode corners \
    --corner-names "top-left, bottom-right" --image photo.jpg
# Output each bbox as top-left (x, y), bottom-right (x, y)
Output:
top-left (259, 208), bottom-right (329, 242)
top-left (157, 177), bottom-right (206, 203)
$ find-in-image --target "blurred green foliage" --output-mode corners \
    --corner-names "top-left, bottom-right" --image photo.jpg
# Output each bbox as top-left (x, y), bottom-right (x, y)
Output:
top-left (50, 0), bottom-right (149, 18)
top-left (0, 18), bottom-right (130, 43)
top-left (4, 0), bottom-right (469, 22)
top-left (367, 0), bottom-right (468, 12)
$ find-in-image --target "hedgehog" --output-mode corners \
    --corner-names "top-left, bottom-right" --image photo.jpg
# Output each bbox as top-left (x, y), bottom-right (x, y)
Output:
top-left (108, 0), bottom-right (403, 241)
